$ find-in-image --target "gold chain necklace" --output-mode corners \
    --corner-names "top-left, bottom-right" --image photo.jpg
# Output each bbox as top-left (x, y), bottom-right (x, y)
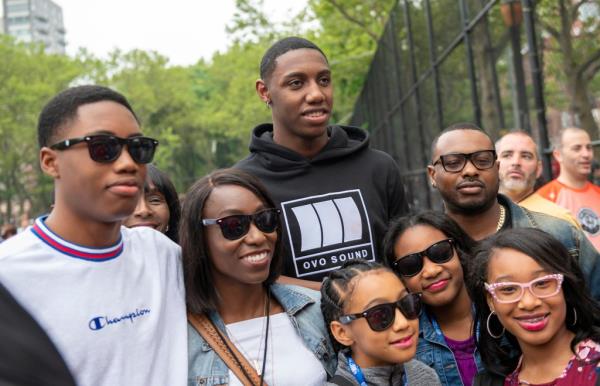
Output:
top-left (496, 204), bottom-right (506, 232)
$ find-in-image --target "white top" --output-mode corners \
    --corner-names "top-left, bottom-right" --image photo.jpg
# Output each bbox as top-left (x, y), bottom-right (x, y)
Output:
top-left (226, 312), bottom-right (327, 386)
top-left (0, 217), bottom-right (188, 386)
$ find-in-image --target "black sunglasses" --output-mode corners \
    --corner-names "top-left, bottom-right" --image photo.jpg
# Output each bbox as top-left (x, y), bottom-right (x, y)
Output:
top-left (50, 135), bottom-right (159, 164)
top-left (392, 239), bottom-right (455, 277)
top-left (339, 293), bottom-right (422, 332)
top-left (432, 150), bottom-right (496, 173)
top-left (202, 208), bottom-right (280, 240)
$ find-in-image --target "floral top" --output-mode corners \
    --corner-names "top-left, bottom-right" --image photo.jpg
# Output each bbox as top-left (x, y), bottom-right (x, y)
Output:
top-left (504, 339), bottom-right (600, 386)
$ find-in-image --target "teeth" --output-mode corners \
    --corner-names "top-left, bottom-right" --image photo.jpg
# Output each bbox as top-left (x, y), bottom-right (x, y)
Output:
top-left (521, 316), bottom-right (545, 323)
top-left (306, 111), bottom-right (324, 117)
top-left (243, 252), bottom-right (267, 263)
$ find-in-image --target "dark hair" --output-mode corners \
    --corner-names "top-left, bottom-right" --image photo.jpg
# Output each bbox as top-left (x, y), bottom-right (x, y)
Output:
top-left (37, 85), bottom-right (139, 148)
top-left (382, 210), bottom-right (477, 275)
top-left (430, 122), bottom-right (494, 161)
top-left (320, 260), bottom-right (392, 352)
top-left (145, 164), bottom-right (180, 243)
top-left (467, 228), bottom-right (600, 376)
top-left (180, 168), bottom-right (283, 314)
top-left (260, 36), bottom-right (328, 81)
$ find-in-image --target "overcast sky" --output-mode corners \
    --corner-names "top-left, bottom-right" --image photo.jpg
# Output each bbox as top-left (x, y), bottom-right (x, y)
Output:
top-left (52, 0), bottom-right (307, 66)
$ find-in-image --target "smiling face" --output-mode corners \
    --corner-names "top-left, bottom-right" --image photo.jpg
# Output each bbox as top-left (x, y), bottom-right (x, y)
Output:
top-left (428, 129), bottom-right (499, 214)
top-left (554, 128), bottom-right (593, 182)
top-left (123, 182), bottom-right (170, 233)
top-left (257, 48), bottom-right (333, 155)
top-left (486, 248), bottom-right (569, 349)
top-left (42, 101), bottom-right (146, 223)
top-left (336, 270), bottom-right (419, 368)
top-left (202, 184), bottom-right (277, 288)
top-left (393, 225), bottom-right (465, 308)
top-left (497, 133), bottom-right (541, 201)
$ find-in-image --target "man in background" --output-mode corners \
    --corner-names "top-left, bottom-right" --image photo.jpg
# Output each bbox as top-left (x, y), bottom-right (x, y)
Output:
top-left (537, 127), bottom-right (600, 250)
top-left (495, 131), bottom-right (579, 228)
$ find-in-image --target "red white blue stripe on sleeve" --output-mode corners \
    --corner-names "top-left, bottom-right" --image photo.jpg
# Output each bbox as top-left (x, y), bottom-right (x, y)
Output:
top-left (31, 216), bottom-right (124, 261)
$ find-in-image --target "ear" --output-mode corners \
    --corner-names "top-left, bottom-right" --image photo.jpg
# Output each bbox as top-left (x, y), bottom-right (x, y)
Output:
top-left (330, 321), bottom-right (354, 348)
top-left (256, 79), bottom-right (270, 104)
top-left (40, 147), bottom-right (60, 179)
top-left (486, 294), bottom-right (495, 313)
top-left (535, 160), bottom-right (543, 179)
top-left (552, 148), bottom-right (562, 164)
top-left (427, 165), bottom-right (437, 188)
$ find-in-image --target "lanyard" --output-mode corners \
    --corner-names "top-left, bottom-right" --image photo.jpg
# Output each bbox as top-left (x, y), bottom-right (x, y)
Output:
top-left (346, 356), bottom-right (368, 386)
top-left (346, 355), bottom-right (409, 386)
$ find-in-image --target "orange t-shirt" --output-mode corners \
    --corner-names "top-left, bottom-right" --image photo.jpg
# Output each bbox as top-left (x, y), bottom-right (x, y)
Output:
top-left (537, 180), bottom-right (600, 251)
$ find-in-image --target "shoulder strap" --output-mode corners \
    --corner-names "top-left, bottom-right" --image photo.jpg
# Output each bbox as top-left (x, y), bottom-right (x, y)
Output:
top-left (330, 374), bottom-right (356, 386)
top-left (188, 312), bottom-right (268, 386)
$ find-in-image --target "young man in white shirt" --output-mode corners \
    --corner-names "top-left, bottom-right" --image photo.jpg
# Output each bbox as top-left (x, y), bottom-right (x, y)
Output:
top-left (0, 85), bottom-right (187, 386)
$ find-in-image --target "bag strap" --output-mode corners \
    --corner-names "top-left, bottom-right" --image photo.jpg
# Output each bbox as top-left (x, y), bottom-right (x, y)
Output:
top-left (188, 312), bottom-right (267, 386)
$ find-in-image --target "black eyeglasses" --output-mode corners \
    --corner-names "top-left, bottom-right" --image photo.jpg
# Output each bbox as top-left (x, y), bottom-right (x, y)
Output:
top-left (202, 208), bottom-right (281, 240)
top-left (339, 293), bottom-right (422, 332)
top-left (50, 135), bottom-right (159, 164)
top-left (432, 150), bottom-right (497, 173)
top-left (392, 239), bottom-right (455, 277)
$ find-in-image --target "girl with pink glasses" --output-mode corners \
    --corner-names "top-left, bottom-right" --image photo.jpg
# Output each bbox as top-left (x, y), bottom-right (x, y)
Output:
top-left (468, 228), bottom-right (600, 386)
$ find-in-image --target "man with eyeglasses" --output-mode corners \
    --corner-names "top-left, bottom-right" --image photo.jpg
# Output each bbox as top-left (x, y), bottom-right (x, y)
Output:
top-left (0, 86), bottom-right (187, 386)
top-left (428, 122), bottom-right (600, 300)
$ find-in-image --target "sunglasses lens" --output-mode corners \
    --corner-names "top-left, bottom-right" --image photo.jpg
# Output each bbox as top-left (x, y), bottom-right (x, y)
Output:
top-left (428, 240), bottom-right (454, 264)
top-left (393, 254), bottom-right (423, 277)
top-left (218, 215), bottom-right (250, 240)
top-left (365, 304), bottom-right (395, 332)
top-left (88, 137), bottom-right (121, 163)
top-left (128, 137), bottom-right (157, 164)
top-left (398, 294), bottom-right (422, 320)
top-left (254, 210), bottom-right (279, 233)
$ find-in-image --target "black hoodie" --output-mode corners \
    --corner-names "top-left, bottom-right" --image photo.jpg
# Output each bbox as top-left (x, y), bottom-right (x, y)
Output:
top-left (236, 123), bottom-right (408, 281)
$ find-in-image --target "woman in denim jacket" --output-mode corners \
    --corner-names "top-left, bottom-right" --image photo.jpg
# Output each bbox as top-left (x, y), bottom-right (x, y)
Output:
top-left (181, 169), bottom-right (336, 386)
top-left (383, 211), bottom-right (483, 386)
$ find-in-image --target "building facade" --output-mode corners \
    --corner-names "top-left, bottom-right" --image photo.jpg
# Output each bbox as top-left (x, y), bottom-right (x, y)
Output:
top-left (1, 0), bottom-right (66, 54)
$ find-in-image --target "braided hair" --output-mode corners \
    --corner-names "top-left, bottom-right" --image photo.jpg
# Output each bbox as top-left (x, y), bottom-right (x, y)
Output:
top-left (320, 260), bottom-right (392, 352)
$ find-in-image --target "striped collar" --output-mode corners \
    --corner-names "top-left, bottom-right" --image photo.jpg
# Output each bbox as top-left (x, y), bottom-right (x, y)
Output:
top-left (31, 216), bottom-right (124, 262)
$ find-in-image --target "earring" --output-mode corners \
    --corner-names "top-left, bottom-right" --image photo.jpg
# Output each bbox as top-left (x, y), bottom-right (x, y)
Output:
top-left (265, 100), bottom-right (272, 108)
top-left (165, 225), bottom-right (169, 232)
top-left (571, 307), bottom-right (577, 326)
top-left (486, 311), bottom-right (505, 339)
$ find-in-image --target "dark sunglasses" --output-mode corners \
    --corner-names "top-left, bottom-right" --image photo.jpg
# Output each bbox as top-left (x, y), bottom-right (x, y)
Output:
top-left (50, 135), bottom-right (159, 164)
top-left (392, 239), bottom-right (455, 277)
top-left (202, 208), bottom-right (281, 240)
top-left (432, 150), bottom-right (496, 173)
top-left (339, 293), bottom-right (422, 332)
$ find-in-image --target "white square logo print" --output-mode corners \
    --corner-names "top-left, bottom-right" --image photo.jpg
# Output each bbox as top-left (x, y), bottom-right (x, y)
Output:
top-left (281, 190), bottom-right (375, 278)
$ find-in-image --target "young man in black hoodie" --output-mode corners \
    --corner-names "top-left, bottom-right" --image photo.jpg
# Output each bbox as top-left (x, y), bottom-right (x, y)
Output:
top-left (236, 37), bottom-right (408, 288)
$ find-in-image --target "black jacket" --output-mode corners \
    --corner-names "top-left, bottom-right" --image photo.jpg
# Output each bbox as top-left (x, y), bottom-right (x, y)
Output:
top-left (0, 281), bottom-right (75, 386)
top-left (236, 124), bottom-right (408, 281)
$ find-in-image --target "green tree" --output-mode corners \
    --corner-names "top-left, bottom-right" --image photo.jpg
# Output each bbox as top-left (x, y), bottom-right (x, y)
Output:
top-left (538, 0), bottom-right (600, 138)
top-left (0, 36), bottom-right (84, 221)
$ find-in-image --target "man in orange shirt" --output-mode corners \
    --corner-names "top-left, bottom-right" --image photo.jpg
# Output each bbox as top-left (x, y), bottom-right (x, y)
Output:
top-left (537, 127), bottom-right (600, 250)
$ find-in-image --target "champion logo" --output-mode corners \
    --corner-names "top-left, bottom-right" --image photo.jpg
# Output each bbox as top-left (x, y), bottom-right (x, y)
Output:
top-left (281, 190), bottom-right (375, 278)
top-left (30, 216), bottom-right (123, 261)
top-left (88, 308), bottom-right (151, 331)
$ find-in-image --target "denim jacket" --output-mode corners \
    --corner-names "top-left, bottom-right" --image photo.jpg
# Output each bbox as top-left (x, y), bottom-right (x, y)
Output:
top-left (187, 283), bottom-right (337, 386)
top-left (501, 194), bottom-right (600, 300)
top-left (416, 311), bottom-right (483, 386)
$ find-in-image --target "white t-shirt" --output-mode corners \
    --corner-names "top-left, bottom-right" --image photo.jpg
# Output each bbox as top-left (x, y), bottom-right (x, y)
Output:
top-left (0, 217), bottom-right (187, 386)
top-left (226, 312), bottom-right (327, 386)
